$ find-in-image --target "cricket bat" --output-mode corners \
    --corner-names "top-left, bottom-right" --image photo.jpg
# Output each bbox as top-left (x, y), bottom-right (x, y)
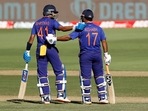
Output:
top-left (18, 63), bottom-right (29, 99)
top-left (105, 65), bottom-right (115, 104)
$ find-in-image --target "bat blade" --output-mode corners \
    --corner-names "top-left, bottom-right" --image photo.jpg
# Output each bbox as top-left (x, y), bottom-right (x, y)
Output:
top-left (105, 65), bottom-right (116, 104)
top-left (18, 64), bottom-right (29, 99)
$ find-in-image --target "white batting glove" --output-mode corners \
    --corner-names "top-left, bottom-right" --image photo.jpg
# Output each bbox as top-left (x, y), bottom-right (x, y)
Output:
top-left (104, 52), bottom-right (111, 65)
top-left (46, 34), bottom-right (57, 44)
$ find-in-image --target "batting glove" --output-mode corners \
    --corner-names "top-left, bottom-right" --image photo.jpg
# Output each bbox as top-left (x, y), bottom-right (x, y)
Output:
top-left (46, 34), bottom-right (57, 44)
top-left (23, 50), bottom-right (31, 63)
top-left (73, 22), bottom-right (86, 31)
top-left (104, 52), bottom-right (111, 65)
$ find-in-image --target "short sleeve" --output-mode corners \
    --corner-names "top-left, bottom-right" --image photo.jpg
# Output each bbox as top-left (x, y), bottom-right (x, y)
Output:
top-left (31, 23), bottom-right (37, 35)
top-left (69, 31), bottom-right (80, 40)
top-left (99, 28), bottom-right (106, 41)
top-left (53, 20), bottom-right (61, 30)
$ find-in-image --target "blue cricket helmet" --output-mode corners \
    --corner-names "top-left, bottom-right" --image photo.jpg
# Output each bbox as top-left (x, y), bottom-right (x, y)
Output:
top-left (81, 9), bottom-right (94, 20)
top-left (43, 4), bottom-right (58, 16)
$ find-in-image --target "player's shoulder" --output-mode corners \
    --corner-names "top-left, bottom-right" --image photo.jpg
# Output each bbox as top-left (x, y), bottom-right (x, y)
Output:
top-left (35, 17), bottom-right (44, 22)
top-left (35, 17), bottom-right (54, 22)
top-left (44, 17), bottom-right (58, 24)
top-left (33, 17), bottom-right (43, 25)
top-left (93, 23), bottom-right (104, 32)
top-left (87, 23), bottom-right (102, 30)
top-left (91, 23), bottom-right (101, 28)
top-left (35, 17), bottom-right (57, 25)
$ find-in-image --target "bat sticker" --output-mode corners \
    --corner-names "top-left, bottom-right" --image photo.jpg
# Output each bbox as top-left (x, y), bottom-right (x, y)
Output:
top-left (106, 74), bottom-right (112, 86)
top-left (21, 70), bottom-right (28, 82)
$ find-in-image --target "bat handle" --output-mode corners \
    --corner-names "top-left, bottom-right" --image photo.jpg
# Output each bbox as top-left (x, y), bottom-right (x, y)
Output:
top-left (25, 63), bottom-right (28, 70)
top-left (105, 64), bottom-right (110, 74)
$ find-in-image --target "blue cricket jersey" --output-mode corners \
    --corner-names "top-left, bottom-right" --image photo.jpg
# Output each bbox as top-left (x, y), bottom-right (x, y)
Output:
top-left (69, 22), bottom-right (106, 52)
top-left (31, 17), bottom-right (61, 47)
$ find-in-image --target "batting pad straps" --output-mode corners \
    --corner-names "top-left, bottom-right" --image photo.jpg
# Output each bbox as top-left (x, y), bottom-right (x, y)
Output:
top-left (80, 85), bottom-right (91, 90)
top-left (56, 72), bottom-right (67, 92)
top-left (37, 83), bottom-right (49, 87)
top-left (56, 80), bottom-right (67, 84)
top-left (98, 90), bottom-right (107, 94)
top-left (37, 76), bottom-right (49, 85)
top-left (97, 82), bottom-right (106, 87)
top-left (95, 76), bottom-right (108, 99)
top-left (37, 76), bottom-right (50, 96)
top-left (95, 76), bottom-right (106, 87)
top-left (80, 76), bottom-right (91, 94)
top-left (56, 79), bottom-right (67, 92)
top-left (56, 73), bottom-right (67, 84)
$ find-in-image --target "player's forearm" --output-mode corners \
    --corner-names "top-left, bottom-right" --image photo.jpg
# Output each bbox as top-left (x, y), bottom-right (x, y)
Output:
top-left (59, 26), bottom-right (73, 31)
top-left (26, 35), bottom-right (35, 50)
top-left (57, 35), bottom-right (71, 41)
top-left (102, 40), bottom-right (108, 53)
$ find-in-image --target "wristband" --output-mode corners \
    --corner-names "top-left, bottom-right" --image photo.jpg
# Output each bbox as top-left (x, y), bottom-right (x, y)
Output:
top-left (26, 42), bottom-right (32, 50)
top-left (104, 52), bottom-right (108, 56)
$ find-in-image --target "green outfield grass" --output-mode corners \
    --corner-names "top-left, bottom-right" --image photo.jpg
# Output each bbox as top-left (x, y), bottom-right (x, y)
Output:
top-left (1, 102), bottom-right (148, 111)
top-left (0, 75), bottom-right (148, 97)
top-left (0, 28), bottom-right (148, 111)
top-left (0, 28), bottom-right (148, 71)
top-left (0, 102), bottom-right (148, 111)
top-left (0, 75), bottom-right (148, 111)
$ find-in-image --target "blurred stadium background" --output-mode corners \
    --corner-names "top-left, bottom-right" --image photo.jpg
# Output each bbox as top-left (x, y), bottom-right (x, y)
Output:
top-left (0, 0), bottom-right (148, 28)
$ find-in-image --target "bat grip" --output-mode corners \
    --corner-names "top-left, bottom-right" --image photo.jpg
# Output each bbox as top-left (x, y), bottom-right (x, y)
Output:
top-left (106, 65), bottom-right (110, 74)
top-left (25, 63), bottom-right (28, 70)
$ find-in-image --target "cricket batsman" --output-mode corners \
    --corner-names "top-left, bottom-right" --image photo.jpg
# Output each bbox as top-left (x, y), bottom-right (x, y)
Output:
top-left (23, 4), bottom-right (86, 104)
top-left (48, 9), bottom-right (111, 104)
